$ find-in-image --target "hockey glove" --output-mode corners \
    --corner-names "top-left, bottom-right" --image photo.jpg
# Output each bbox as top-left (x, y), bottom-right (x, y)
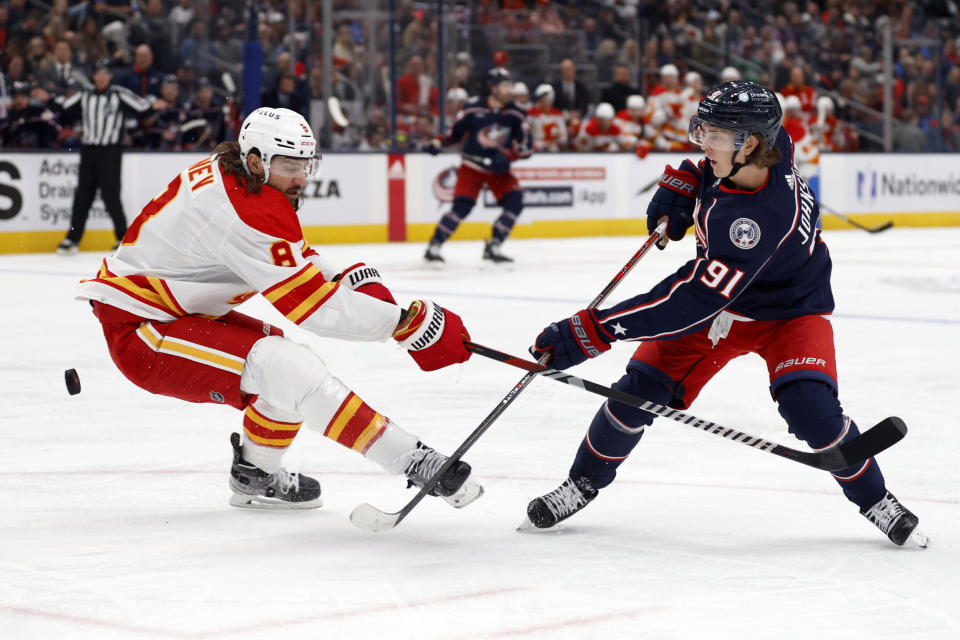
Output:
top-left (394, 300), bottom-right (471, 372)
top-left (488, 151), bottom-right (511, 174)
top-left (336, 263), bottom-right (397, 304)
top-left (646, 159), bottom-right (701, 249)
top-left (530, 309), bottom-right (615, 370)
top-left (426, 138), bottom-right (443, 155)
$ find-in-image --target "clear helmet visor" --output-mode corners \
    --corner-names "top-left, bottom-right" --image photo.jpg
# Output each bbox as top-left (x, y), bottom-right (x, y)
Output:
top-left (688, 116), bottom-right (748, 151)
top-left (268, 154), bottom-right (322, 180)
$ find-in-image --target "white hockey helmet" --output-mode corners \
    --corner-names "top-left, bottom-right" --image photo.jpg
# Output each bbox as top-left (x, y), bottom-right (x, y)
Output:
top-left (816, 95), bottom-right (834, 112)
top-left (684, 71), bottom-right (702, 87)
top-left (446, 86), bottom-right (468, 103)
top-left (626, 94), bottom-right (646, 111)
top-left (721, 66), bottom-right (741, 82)
top-left (595, 102), bottom-right (615, 120)
top-left (784, 95), bottom-right (802, 113)
top-left (512, 81), bottom-right (529, 97)
top-left (660, 64), bottom-right (679, 77)
top-left (534, 83), bottom-right (554, 101)
top-left (238, 107), bottom-right (320, 182)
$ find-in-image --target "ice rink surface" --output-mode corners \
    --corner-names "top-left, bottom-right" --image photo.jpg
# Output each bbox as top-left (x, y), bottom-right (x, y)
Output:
top-left (1, 228), bottom-right (958, 639)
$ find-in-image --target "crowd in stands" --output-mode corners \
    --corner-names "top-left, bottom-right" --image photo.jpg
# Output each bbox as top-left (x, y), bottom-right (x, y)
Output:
top-left (2, 0), bottom-right (959, 155)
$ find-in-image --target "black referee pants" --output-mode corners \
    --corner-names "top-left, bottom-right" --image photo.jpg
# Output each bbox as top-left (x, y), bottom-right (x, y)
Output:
top-left (66, 144), bottom-right (128, 244)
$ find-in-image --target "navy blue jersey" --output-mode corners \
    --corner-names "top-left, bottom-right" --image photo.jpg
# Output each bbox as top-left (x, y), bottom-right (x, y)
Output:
top-left (448, 96), bottom-right (532, 169)
top-left (596, 127), bottom-right (833, 342)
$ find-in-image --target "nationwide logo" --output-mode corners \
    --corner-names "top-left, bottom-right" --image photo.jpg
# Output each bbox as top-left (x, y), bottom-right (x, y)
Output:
top-left (857, 170), bottom-right (960, 200)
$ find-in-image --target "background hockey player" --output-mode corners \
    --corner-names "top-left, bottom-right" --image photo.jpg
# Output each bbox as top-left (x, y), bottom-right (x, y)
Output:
top-left (523, 82), bottom-right (925, 548)
top-left (574, 102), bottom-right (628, 152)
top-left (75, 107), bottom-right (482, 513)
top-left (423, 67), bottom-right (532, 264)
top-left (615, 94), bottom-right (651, 157)
top-left (528, 83), bottom-right (568, 152)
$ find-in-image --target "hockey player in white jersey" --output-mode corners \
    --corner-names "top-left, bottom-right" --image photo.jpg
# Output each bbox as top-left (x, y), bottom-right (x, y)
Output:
top-left (76, 107), bottom-right (483, 512)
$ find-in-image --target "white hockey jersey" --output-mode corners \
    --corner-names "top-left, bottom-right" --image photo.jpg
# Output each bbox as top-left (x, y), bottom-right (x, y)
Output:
top-left (76, 155), bottom-right (400, 342)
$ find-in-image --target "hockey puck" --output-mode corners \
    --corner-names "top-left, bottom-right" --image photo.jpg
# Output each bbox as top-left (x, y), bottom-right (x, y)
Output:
top-left (64, 368), bottom-right (81, 395)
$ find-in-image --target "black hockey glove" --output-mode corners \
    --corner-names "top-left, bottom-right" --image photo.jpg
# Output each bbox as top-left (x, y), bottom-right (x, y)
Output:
top-left (646, 159), bottom-right (701, 248)
top-left (488, 151), bottom-right (511, 174)
top-left (530, 309), bottom-right (614, 370)
top-left (426, 138), bottom-right (443, 155)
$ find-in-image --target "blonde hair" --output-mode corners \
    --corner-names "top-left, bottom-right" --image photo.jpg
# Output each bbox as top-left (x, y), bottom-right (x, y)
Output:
top-left (745, 134), bottom-right (782, 168)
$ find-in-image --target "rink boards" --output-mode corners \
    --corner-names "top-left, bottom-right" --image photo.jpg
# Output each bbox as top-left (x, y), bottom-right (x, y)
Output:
top-left (0, 150), bottom-right (957, 253)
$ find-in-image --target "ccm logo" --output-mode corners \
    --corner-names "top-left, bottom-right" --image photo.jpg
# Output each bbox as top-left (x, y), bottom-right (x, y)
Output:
top-left (660, 174), bottom-right (696, 196)
top-left (571, 315), bottom-right (603, 357)
top-left (774, 357), bottom-right (826, 373)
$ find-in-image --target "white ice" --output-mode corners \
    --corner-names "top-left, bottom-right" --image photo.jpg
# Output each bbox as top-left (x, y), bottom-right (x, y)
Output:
top-left (1, 228), bottom-right (958, 640)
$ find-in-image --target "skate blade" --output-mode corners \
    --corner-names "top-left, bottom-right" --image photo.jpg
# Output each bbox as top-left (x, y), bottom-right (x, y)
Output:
top-left (909, 528), bottom-right (929, 549)
top-left (229, 493), bottom-right (322, 510)
top-left (517, 514), bottom-right (557, 532)
top-left (443, 480), bottom-right (484, 509)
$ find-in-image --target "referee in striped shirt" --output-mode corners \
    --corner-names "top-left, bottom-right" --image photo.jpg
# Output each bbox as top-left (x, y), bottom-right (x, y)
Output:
top-left (56, 59), bottom-right (167, 254)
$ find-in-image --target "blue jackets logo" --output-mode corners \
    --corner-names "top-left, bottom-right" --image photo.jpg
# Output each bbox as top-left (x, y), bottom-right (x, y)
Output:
top-left (729, 218), bottom-right (761, 249)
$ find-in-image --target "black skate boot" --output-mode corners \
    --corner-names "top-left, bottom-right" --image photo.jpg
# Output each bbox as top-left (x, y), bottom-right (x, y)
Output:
top-left (521, 476), bottom-right (598, 529)
top-left (424, 242), bottom-right (445, 263)
top-left (860, 490), bottom-right (928, 547)
top-left (228, 433), bottom-right (322, 509)
top-left (482, 240), bottom-right (513, 263)
top-left (404, 442), bottom-right (483, 508)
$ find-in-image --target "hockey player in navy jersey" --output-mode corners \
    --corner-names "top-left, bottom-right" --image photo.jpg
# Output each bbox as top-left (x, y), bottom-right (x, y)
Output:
top-left (523, 81), bottom-right (926, 547)
top-left (424, 67), bottom-right (532, 264)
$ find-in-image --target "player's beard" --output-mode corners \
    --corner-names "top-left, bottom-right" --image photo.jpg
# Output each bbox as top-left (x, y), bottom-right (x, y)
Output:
top-left (284, 187), bottom-right (303, 210)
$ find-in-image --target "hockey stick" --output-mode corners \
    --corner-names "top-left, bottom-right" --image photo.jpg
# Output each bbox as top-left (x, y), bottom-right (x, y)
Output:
top-left (819, 202), bottom-right (893, 233)
top-left (463, 341), bottom-right (907, 471)
top-left (349, 222), bottom-right (671, 532)
top-left (327, 96), bottom-right (349, 128)
top-left (634, 175), bottom-right (660, 197)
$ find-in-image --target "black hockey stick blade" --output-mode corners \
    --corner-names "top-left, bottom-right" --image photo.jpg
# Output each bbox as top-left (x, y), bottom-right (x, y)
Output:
top-left (836, 416), bottom-right (906, 464)
top-left (465, 341), bottom-right (908, 472)
top-left (820, 203), bottom-right (893, 233)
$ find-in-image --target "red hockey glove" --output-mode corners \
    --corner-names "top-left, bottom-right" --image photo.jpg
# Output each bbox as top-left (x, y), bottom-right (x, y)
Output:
top-left (394, 300), bottom-right (471, 372)
top-left (337, 263), bottom-right (396, 305)
top-left (646, 159), bottom-right (701, 248)
top-left (530, 309), bottom-right (614, 370)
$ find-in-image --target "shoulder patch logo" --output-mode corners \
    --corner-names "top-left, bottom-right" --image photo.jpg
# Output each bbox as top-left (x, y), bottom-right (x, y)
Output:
top-left (729, 218), bottom-right (761, 249)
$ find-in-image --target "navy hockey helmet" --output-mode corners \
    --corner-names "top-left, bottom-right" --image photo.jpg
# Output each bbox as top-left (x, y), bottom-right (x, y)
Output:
top-left (485, 67), bottom-right (512, 93)
top-left (689, 81), bottom-right (782, 151)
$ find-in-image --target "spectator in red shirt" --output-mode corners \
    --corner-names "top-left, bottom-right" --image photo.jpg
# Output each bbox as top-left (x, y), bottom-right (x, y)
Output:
top-left (781, 66), bottom-right (817, 114)
top-left (395, 55), bottom-right (437, 117)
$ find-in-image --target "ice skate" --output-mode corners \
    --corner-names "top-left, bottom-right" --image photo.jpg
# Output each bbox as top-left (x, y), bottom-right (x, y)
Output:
top-left (482, 240), bottom-right (513, 264)
top-left (228, 433), bottom-right (322, 509)
top-left (423, 242), bottom-right (445, 263)
top-left (520, 476), bottom-right (598, 530)
top-left (860, 490), bottom-right (927, 548)
top-left (57, 239), bottom-right (78, 256)
top-left (404, 442), bottom-right (483, 508)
